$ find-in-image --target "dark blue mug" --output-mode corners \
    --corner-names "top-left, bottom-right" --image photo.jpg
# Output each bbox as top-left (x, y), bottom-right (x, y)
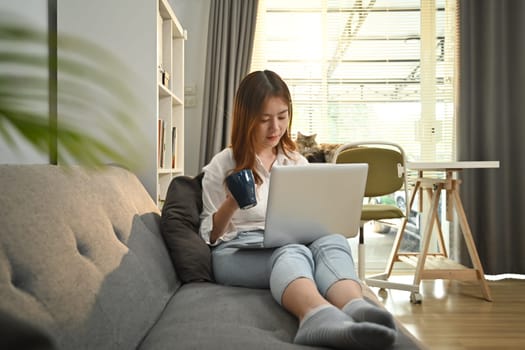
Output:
top-left (225, 169), bottom-right (257, 210)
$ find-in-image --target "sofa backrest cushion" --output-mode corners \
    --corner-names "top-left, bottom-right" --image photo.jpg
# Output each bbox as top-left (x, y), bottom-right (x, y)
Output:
top-left (160, 173), bottom-right (214, 283)
top-left (0, 165), bottom-right (179, 350)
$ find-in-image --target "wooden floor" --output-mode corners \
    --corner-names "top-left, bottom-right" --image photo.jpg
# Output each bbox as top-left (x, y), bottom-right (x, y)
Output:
top-left (368, 275), bottom-right (525, 350)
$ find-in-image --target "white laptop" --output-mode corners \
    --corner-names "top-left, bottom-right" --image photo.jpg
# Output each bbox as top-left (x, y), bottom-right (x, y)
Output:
top-left (262, 163), bottom-right (368, 248)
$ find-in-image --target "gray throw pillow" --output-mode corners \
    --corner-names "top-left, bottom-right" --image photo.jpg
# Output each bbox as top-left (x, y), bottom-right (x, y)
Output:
top-left (160, 173), bottom-right (214, 283)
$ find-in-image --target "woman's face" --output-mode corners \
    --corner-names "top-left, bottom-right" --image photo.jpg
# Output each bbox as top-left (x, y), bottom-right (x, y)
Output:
top-left (254, 96), bottom-right (289, 153)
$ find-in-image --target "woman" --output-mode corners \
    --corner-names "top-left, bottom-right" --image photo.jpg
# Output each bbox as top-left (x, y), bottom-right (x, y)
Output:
top-left (200, 70), bottom-right (397, 350)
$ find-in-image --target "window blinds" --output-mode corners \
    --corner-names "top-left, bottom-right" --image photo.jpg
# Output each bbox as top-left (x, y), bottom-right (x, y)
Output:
top-left (251, 0), bottom-right (457, 163)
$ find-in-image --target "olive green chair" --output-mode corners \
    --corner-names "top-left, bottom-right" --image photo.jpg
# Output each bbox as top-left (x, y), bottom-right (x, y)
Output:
top-left (333, 142), bottom-right (420, 298)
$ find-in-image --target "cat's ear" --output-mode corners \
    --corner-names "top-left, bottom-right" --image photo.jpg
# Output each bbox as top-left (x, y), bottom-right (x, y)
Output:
top-left (297, 131), bottom-right (304, 137)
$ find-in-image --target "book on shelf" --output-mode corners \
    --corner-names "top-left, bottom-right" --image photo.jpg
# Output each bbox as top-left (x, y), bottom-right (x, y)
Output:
top-left (157, 119), bottom-right (162, 167)
top-left (158, 119), bottom-right (166, 168)
top-left (171, 126), bottom-right (177, 168)
top-left (163, 123), bottom-right (167, 168)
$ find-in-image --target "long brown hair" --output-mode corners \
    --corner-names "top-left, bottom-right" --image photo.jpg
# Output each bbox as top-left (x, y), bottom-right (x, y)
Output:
top-left (230, 70), bottom-right (296, 184)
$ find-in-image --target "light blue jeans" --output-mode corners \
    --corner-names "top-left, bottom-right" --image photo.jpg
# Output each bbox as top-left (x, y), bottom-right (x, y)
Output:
top-left (211, 231), bottom-right (360, 305)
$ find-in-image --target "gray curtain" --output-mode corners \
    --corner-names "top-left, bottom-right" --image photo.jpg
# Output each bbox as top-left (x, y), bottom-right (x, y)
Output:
top-left (457, 0), bottom-right (525, 274)
top-left (199, 0), bottom-right (259, 169)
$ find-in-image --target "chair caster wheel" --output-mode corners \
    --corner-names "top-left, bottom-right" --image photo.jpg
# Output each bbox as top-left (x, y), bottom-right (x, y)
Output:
top-left (410, 292), bottom-right (422, 304)
top-left (378, 288), bottom-right (388, 299)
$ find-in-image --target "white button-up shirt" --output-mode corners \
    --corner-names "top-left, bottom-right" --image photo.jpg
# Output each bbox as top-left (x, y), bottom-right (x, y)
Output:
top-left (199, 147), bottom-right (308, 245)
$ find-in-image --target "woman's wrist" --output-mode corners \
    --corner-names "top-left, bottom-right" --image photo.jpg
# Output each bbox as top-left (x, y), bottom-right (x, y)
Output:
top-left (210, 196), bottom-right (238, 243)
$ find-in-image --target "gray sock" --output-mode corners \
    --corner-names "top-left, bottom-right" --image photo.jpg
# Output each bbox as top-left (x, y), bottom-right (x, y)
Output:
top-left (343, 298), bottom-right (397, 331)
top-left (294, 305), bottom-right (396, 350)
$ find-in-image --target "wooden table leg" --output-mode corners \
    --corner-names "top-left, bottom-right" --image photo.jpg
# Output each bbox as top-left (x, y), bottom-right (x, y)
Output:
top-left (451, 185), bottom-right (493, 301)
top-left (412, 182), bottom-right (443, 288)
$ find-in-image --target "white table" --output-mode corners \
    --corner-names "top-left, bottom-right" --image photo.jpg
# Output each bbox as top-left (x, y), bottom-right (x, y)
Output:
top-left (407, 161), bottom-right (500, 221)
top-left (373, 161), bottom-right (499, 303)
top-left (406, 160), bottom-right (500, 171)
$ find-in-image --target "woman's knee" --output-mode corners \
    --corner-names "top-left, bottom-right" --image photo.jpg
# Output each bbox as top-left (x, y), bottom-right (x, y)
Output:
top-left (269, 244), bottom-right (315, 304)
top-left (270, 243), bottom-right (314, 268)
top-left (309, 234), bottom-right (351, 254)
top-left (308, 234), bottom-right (359, 294)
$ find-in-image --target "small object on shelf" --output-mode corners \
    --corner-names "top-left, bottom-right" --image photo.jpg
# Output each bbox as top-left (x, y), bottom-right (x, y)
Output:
top-left (158, 65), bottom-right (164, 86)
top-left (162, 71), bottom-right (170, 88)
top-left (158, 64), bottom-right (170, 88)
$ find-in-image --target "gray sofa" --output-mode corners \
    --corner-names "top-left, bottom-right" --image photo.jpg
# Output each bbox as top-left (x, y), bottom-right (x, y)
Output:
top-left (0, 165), bottom-right (424, 349)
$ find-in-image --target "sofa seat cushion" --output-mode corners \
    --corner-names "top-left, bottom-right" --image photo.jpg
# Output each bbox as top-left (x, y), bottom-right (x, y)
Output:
top-left (139, 282), bottom-right (424, 350)
top-left (139, 283), bottom-right (306, 350)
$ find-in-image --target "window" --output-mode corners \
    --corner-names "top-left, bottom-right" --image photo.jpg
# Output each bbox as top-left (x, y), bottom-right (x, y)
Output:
top-left (251, 0), bottom-right (457, 163)
top-left (252, 0), bottom-right (458, 268)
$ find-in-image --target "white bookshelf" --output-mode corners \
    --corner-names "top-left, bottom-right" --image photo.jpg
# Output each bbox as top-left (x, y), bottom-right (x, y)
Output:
top-left (157, 0), bottom-right (186, 204)
top-left (58, 0), bottom-right (186, 206)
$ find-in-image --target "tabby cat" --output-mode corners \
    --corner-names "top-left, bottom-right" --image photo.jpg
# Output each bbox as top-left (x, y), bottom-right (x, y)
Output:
top-left (295, 132), bottom-right (342, 163)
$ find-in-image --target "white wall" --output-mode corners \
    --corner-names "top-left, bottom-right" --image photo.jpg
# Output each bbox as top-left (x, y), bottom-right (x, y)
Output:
top-left (169, 0), bottom-right (211, 176)
top-left (58, 0), bottom-right (156, 196)
top-left (0, 0), bottom-right (210, 175)
top-left (0, 0), bottom-right (49, 164)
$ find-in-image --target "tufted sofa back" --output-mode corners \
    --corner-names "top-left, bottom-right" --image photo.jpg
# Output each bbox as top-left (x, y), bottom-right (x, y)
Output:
top-left (0, 165), bottom-right (179, 349)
